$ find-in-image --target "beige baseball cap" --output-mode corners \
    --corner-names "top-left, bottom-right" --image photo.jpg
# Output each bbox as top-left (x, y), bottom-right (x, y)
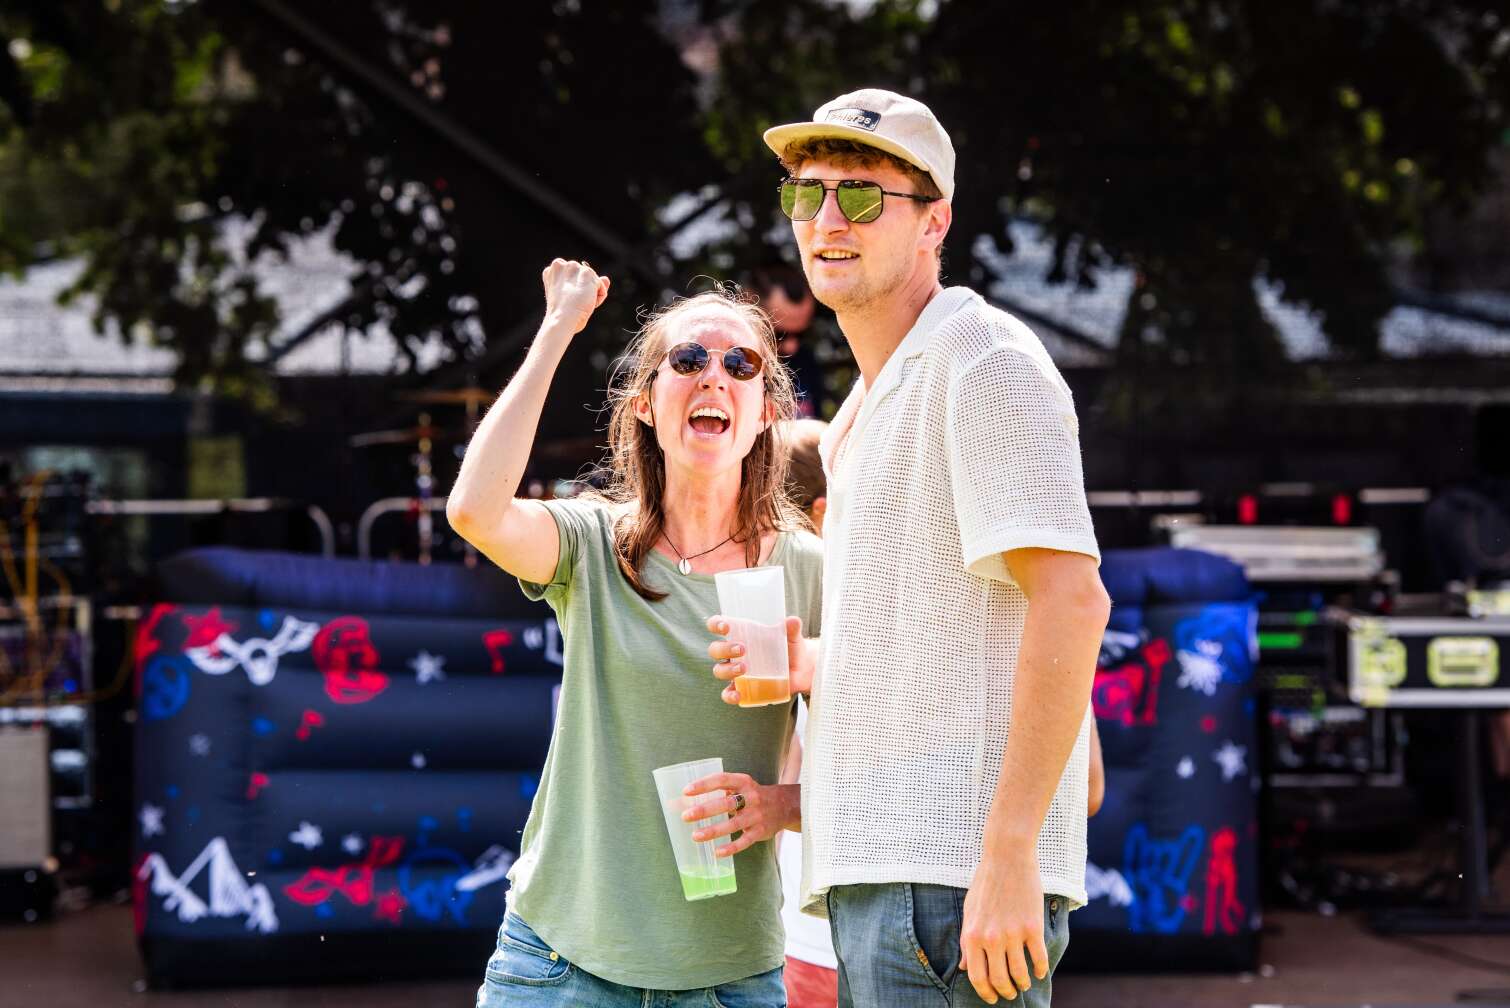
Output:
top-left (763, 88), bottom-right (956, 201)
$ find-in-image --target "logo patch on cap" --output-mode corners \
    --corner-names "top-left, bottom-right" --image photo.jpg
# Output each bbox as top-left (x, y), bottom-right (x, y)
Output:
top-left (826, 107), bottom-right (880, 131)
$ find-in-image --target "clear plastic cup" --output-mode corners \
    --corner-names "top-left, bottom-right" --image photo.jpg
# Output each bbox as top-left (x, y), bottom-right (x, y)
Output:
top-left (714, 566), bottom-right (790, 708)
top-left (651, 757), bottom-right (737, 901)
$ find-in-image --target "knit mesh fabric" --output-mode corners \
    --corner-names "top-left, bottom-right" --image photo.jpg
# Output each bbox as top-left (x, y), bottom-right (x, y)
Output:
top-left (801, 287), bottom-right (1100, 916)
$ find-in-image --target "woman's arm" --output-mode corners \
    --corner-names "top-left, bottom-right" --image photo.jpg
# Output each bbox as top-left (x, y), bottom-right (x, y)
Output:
top-left (447, 260), bottom-right (608, 584)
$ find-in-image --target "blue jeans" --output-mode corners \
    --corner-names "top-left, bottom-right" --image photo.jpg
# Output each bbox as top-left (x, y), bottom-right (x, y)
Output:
top-left (826, 884), bottom-right (1070, 1007)
top-left (475, 912), bottom-right (787, 1008)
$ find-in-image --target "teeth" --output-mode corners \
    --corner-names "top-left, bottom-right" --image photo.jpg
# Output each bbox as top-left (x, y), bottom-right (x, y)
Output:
top-left (690, 407), bottom-right (728, 421)
top-left (818, 251), bottom-right (858, 260)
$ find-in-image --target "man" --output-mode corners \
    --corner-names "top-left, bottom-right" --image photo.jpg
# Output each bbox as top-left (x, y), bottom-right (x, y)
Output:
top-left (750, 263), bottom-right (831, 418)
top-left (709, 89), bottom-right (1108, 1007)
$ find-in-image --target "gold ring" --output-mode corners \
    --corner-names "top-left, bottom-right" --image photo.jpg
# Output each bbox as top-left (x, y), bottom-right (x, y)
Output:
top-left (731, 793), bottom-right (746, 814)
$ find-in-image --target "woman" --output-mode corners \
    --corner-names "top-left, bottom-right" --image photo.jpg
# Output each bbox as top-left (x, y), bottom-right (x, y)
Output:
top-left (448, 259), bottom-right (821, 1007)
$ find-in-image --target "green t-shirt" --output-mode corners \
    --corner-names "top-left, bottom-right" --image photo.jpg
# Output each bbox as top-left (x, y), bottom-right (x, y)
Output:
top-left (507, 497), bottom-right (824, 990)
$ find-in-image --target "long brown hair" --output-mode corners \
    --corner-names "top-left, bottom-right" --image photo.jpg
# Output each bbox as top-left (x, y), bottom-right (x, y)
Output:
top-left (596, 286), bottom-right (806, 601)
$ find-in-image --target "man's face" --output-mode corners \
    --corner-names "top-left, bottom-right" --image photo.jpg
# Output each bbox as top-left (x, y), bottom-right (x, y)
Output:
top-left (791, 157), bottom-right (940, 314)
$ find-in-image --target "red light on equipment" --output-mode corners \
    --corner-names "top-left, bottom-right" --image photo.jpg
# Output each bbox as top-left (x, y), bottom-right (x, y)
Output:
top-left (1238, 494), bottom-right (1258, 525)
top-left (1331, 493), bottom-right (1352, 525)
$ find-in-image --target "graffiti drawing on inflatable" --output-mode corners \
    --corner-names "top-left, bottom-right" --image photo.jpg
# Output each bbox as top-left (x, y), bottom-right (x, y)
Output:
top-left (1203, 827), bottom-right (1245, 935)
top-left (185, 615), bottom-right (320, 687)
top-left (456, 845), bottom-right (515, 894)
top-left (1085, 862), bottom-right (1134, 908)
top-left (140, 654), bottom-right (194, 721)
top-left (1094, 634), bottom-right (1170, 727)
top-left (399, 846), bottom-right (475, 925)
top-left (283, 834), bottom-right (406, 911)
top-left (1172, 605), bottom-right (1256, 695)
top-left (138, 838), bottom-right (279, 933)
top-left (312, 616), bottom-right (389, 704)
top-left (1123, 823), bottom-right (1206, 934)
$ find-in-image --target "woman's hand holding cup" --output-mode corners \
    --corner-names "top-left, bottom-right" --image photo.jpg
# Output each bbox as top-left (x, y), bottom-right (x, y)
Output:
top-left (681, 771), bottom-right (799, 858)
top-left (707, 615), bottom-right (812, 705)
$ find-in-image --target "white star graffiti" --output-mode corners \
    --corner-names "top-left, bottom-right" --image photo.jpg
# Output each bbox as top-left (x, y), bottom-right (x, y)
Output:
top-left (409, 650), bottom-right (447, 685)
top-left (1212, 741), bottom-right (1248, 782)
top-left (288, 821), bottom-right (323, 850)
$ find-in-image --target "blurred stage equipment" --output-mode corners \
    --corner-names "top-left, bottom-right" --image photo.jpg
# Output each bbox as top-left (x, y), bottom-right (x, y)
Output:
top-left (85, 498), bottom-right (335, 557)
top-left (350, 412), bottom-right (469, 565)
top-left (401, 389), bottom-right (494, 568)
top-left (1160, 512), bottom-right (1422, 916)
top-left (1169, 524), bottom-right (1408, 787)
top-left (134, 547), bottom-right (563, 986)
top-left (1336, 484), bottom-right (1510, 934)
top-left (1344, 611), bottom-right (1510, 933)
top-left (0, 726), bottom-right (57, 922)
top-left (1, 471), bottom-right (95, 914)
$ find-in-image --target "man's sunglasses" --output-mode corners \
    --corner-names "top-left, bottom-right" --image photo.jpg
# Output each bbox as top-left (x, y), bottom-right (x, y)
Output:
top-left (662, 341), bottom-right (765, 381)
top-left (779, 177), bottom-right (941, 224)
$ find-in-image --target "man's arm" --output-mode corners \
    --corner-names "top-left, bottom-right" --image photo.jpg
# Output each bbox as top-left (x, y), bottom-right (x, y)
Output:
top-left (959, 547), bottom-right (1109, 1004)
top-left (1087, 715), bottom-right (1105, 816)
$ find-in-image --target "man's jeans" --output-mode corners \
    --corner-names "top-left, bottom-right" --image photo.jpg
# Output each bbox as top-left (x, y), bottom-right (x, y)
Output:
top-left (475, 912), bottom-right (787, 1008)
top-left (827, 883), bottom-right (1070, 1007)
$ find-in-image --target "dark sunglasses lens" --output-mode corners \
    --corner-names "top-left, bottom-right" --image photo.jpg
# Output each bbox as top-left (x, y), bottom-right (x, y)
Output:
top-left (781, 180), bottom-right (823, 221)
top-left (667, 342), bottom-right (707, 375)
top-left (836, 182), bottom-right (884, 223)
top-left (724, 348), bottom-right (763, 380)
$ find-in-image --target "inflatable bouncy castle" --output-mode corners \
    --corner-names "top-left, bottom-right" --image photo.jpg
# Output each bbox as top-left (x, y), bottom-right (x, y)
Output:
top-left (133, 548), bottom-right (560, 986)
top-left (1067, 547), bottom-right (1261, 972)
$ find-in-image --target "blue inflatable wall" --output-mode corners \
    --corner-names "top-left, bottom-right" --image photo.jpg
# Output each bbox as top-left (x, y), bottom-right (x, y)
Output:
top-left (135, 545), bottom-right (1258, 984)
top-left (134, 548), bottom-right (561, 986)
top-left (1066, 547), bottom-right (1261, 972)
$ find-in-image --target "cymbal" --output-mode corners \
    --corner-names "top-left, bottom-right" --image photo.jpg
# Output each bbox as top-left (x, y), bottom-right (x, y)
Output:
top-left (349, 424), bottom-right (468, 448)
top-left (398, 387), bottom-right (496, 406)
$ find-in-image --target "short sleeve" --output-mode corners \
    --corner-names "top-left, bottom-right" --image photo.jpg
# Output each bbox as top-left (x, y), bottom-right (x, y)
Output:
top-left (945, 347), bottom-right (1100, 583)
top-left (518, 498), bottom-right (606, 604)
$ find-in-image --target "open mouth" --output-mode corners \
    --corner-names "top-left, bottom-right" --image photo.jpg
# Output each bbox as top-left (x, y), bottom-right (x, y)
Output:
top-left (688, 406), bottom-right (730, 436)
top-left (816, 250), bottom-right (859, 262)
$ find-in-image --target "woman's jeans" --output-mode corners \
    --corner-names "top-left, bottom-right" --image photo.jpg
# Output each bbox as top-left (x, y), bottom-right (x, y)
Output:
top-left (827, 883), bottom-right (1070, 1007)
top-left (475, 912), bottom-right (787, 1008)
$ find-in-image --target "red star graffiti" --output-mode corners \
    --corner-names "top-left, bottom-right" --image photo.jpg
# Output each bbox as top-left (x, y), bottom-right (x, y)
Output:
top-left (182, 607), bottom-right (238, 651)
top-left (374, 888), bottom-right (406, 924)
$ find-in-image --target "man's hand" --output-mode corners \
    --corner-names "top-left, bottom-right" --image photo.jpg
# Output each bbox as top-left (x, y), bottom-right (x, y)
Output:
top-left (541, 258), bottom-right (609, 335)
top-left (706, 615), bottom-right (813, 704)
top-left (681, 772), bottom-right (800, 857)
top-left (959, 844), bottom-right (1048, 1004)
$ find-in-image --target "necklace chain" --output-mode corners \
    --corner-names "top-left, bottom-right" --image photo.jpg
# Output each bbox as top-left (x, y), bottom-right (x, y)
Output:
top-left (663, 529), bottom-right (735, 575)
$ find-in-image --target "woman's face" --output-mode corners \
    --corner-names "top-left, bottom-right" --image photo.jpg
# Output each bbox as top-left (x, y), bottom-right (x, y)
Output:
top-left (635, 306), bottom-right (774, 479)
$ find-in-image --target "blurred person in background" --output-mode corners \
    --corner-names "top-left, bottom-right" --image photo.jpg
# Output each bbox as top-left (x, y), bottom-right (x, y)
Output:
top-left (712, 89), bottom-right (1108, 1007)
top-left (449, 259), bottom-right (822, 1008)
top-left (775, 418), bottom-right (837, 1008)
top-left (751, 263), bottom-right (832, 419)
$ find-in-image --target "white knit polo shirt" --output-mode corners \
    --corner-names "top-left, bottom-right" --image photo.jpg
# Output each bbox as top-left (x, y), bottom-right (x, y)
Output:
top-left (801, 286), bottom-right (1100, 916)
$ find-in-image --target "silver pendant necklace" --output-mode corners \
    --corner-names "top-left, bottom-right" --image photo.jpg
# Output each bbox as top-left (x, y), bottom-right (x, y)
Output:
top-left (663, 530), bottom-right (735, 575)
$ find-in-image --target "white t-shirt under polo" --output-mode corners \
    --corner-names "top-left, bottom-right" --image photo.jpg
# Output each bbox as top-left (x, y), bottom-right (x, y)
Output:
top-left (800, 286), bottom-right (1100, 916)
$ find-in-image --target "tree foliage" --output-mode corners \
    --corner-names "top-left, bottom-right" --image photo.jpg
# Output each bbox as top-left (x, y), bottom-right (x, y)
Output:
top-left (1, 0), bottom-right (1508, 411)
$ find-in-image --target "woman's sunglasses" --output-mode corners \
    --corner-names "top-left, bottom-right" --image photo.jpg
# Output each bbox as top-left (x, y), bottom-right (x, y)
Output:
top-left (662, 341), bottom-right (765, 381)
top-left (779, 177), bottom-right (941, 224)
